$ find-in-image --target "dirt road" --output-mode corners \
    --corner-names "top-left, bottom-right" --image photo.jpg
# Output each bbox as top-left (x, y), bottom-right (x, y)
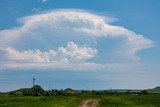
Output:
top-left (79, 99), bottom-right (100, 107)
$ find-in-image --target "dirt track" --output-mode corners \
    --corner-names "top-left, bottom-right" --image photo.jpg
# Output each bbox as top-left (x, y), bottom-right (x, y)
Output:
top-left (79, 99), bottom-right (99, 107)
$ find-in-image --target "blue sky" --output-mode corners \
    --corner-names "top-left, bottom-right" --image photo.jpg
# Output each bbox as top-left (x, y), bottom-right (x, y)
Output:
top-left (0, 0), bottom-right (160, 92)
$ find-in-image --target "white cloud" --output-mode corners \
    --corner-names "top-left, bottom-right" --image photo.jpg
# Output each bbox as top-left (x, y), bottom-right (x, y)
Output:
top-left (0, 9), bottom-right (155, 70)
top-left (0, 60), bottom-right (142, 72)
top-left (38, 0), bottom-right (48, 3)
top-left (2, 41), bottom-right (97, 63)
top-left (0, 9), bottom-right (154, 60)
top-left (31, 8), bottom-right (39, 12)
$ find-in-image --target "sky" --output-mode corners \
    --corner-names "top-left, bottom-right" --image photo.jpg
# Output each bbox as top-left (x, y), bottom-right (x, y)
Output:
top-left (0, 0), bottom-right (160, 92)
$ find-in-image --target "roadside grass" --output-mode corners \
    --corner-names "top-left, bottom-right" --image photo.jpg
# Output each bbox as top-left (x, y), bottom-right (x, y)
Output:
top-left (0, 94), bottom-right (160, 107)
top-left (99, 94), bottom-right (160, 107)
top-left (0, 96), bottom-right (83, 107)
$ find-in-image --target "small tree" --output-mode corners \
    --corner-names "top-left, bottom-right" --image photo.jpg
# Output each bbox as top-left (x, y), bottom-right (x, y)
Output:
top-left (138, 90), bottom-right (148, 95)
top-left (31, 85), bottom-right (45, 96)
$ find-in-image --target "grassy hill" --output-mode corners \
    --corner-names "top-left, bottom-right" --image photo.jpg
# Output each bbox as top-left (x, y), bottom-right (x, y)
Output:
top-left (147, 86), bottom-right (160, 93)
top-left (153, 86), bottom-right (160, 91)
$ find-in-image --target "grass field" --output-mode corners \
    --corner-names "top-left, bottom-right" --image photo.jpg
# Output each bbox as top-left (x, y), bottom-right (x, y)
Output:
top-left (0, 93), bottom-right (160, 107)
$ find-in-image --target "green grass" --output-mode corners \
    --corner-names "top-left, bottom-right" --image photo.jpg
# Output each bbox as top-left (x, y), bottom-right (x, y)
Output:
top-left (0, 94), bottom-right (160, 107)
top-left (99, 94), bottom-right (160, 107)
top-left (0, 96), bottom-right (83, 107)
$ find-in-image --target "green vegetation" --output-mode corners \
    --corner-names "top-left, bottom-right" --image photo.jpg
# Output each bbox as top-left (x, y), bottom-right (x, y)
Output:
top-left (0, 86), bottom-right (160, 107)
top-left (0, 93), bottom-right (160, 107)
top-left (0, 96), bottom-right (83, 107)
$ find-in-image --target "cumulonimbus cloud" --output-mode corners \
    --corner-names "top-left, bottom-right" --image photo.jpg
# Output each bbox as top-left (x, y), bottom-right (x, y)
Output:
top-left (2, 41), bottom-right (97, 63)
top-left (0, 9), bottom-right (155, 70)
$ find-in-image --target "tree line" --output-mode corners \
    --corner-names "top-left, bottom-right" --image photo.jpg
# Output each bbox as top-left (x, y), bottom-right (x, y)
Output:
top-left (1, 85), bottom-right (148, 97)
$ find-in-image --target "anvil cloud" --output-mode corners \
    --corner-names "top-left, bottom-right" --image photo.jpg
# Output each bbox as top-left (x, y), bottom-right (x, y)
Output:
top-left (0, 9), bottom-right (155, 70)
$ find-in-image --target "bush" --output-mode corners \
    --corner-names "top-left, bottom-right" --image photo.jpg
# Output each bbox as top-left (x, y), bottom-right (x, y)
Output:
top-left (138, 90), bottom-right (148, 95)
top-left (31, 85), bottom-right (45, 96)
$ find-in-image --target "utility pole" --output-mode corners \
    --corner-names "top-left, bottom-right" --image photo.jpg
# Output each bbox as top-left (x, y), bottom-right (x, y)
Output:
top-left (33, 78), bottom-right (36, 87)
